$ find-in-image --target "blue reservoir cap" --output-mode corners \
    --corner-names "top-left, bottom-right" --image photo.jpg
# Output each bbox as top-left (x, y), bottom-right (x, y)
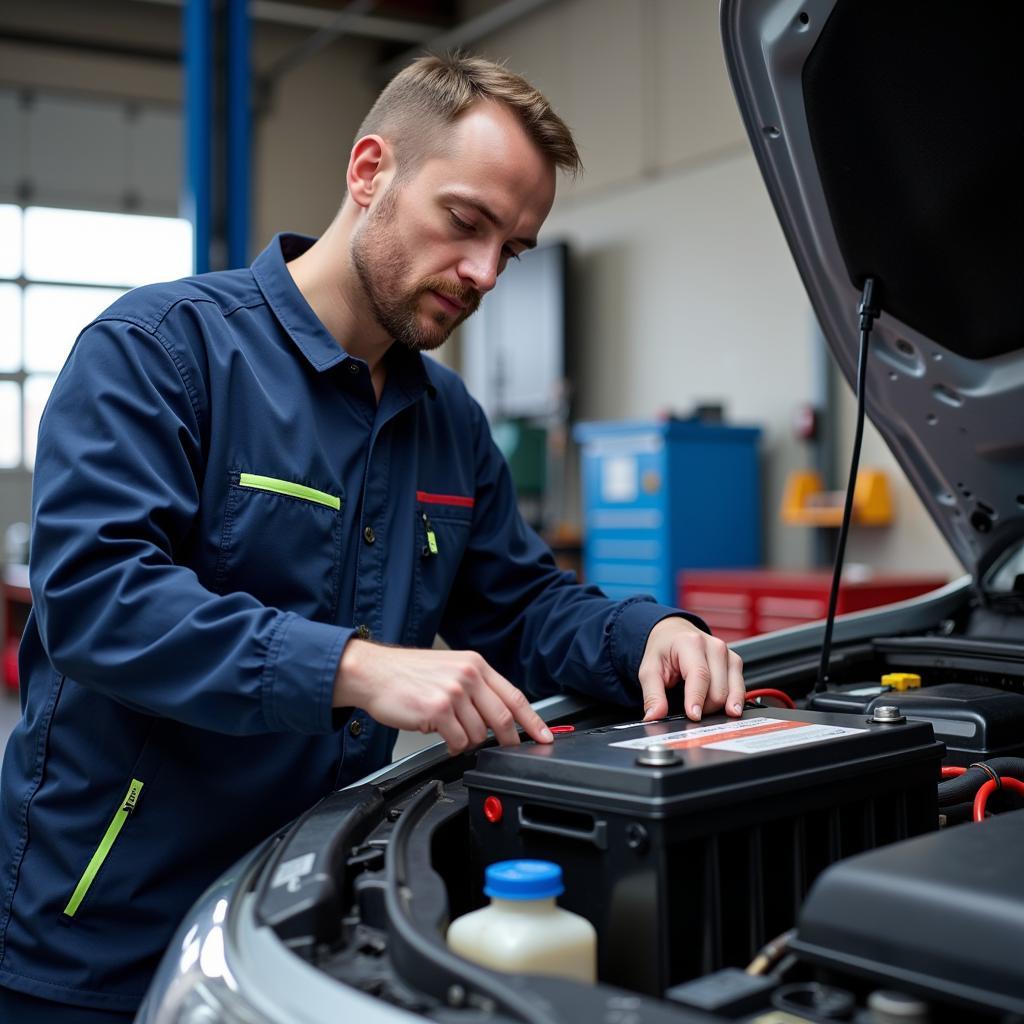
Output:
top-left (484, 860), bottom-right (564, 901)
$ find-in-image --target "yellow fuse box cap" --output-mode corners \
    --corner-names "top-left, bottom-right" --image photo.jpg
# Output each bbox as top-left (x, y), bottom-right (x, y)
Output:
top-left (881, 672), bottom-right (922, 691)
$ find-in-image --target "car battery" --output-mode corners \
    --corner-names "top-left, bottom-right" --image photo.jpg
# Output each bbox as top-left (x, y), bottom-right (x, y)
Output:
top-left (465, 708), bottom-right (942, 996)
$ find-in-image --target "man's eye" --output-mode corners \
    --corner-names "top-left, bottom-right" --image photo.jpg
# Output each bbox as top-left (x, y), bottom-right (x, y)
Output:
top-left (502, 247), bottom-right (521, 262)
top-left (449, 211), bottom-right (473, 232)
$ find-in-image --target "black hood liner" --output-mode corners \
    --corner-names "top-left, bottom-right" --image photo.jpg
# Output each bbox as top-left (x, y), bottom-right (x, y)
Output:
top-left (802, 2), bottom-right (1024, 360)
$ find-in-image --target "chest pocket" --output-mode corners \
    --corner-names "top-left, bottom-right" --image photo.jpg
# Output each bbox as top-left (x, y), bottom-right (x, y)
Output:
top-left (409, 492), bottom-right (474, 646)
top-left (215, 471), bottom-right (344, 623)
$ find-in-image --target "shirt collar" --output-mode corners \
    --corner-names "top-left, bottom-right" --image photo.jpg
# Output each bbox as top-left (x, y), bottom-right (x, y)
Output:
top-left (251, 233), bottom-right (349, 372)
top-left (251, 232), bottom-right (435, 398)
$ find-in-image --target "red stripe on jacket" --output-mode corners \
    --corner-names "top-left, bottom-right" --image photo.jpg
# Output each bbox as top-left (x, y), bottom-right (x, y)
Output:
top-left (416, 490), bottom-right (475, 508)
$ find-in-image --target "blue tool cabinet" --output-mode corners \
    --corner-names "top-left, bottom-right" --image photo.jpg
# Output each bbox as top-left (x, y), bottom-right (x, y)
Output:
top-left (573, 419), bottom-right (762, 605)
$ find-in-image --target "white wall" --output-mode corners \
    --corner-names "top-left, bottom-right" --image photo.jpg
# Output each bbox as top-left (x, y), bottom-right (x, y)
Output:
top-left (472, 0), bottom-right (816, 567)
top-left (251, 27), bottom-right (380, 247)
top-left (471, 0), bottom-right (957, 576)
top-left (541, 155), bottom-right (816, 569)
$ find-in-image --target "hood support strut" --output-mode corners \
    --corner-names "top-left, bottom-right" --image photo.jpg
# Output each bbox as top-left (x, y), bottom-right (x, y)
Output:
top-left (817, 278), bottom-right (879, 692)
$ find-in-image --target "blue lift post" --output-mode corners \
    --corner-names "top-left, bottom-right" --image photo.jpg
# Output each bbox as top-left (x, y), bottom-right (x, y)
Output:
top-left (183, 0), bottom-right (251, 273)
top-left (226, 0), bottom-right (251, 270)
top-left (184, 0), bottom-right (211, 274)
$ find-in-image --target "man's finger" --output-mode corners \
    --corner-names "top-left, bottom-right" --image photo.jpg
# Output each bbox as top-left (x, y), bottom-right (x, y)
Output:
top-left (451, 689), bottom-right (490, 747)
top-left (484, 667), bottom-right (553, 743)
top-left (705, 638), bottom-right (731, 714)
top-left (471, 683), bottom-right (521, 746)
top-left (639, 663), bottom-right (669, 721)
top-left (679, 643), bottom-right (712, 721)
top-left (727, 651), bottom-right (745, 716)
top-left (435, 709), bottom-right (470, 756)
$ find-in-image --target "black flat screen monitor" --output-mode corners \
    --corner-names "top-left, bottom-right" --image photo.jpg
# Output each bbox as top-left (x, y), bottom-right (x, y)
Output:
top-left (461, 242), bottom-right (568, 420)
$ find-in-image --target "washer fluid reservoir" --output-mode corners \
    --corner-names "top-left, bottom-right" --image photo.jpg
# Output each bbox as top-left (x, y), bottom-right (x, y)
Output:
top-left (446, 860), bottom-right (596, 983)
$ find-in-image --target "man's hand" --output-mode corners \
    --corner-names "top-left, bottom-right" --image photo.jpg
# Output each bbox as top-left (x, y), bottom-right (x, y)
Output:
top-left (334, 640), bottom-right (553, 755)
top-left (638, 617), bottom-right (745, 722)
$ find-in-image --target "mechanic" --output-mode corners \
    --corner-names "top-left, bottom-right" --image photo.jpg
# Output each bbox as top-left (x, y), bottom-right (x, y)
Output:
top-left (0, 54), bottom-right (745, 1021)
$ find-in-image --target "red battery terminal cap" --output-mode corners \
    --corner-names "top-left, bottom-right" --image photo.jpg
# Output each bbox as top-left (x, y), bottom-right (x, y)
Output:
top-left (549, 725), bottom-right (575, 734)
top-left (483, 795), bottom-right (504, 824)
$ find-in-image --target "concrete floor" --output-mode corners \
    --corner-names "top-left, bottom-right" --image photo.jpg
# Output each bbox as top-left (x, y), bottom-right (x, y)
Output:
top-left (0, 690), bottom-right (21, 759)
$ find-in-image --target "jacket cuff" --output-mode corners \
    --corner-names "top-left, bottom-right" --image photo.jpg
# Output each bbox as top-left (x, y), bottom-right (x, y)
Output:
top-left (609, 599), bottom-right (711, 685)
top-left (261, 613), bottom-right (352, 733)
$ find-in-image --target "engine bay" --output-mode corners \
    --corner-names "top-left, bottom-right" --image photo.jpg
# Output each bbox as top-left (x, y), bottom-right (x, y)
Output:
top-left (248, 610), bottom-right (1024, 1024)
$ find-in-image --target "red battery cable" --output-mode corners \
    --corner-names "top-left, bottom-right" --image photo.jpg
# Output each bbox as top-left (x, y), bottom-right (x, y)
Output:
top-left (746, 688), bottom-right (796, 709)
top-left (972, 777), bottom-right (1024, 822)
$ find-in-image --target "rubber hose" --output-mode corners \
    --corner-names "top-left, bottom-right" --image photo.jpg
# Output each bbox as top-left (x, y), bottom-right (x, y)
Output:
top-left (938, 757), bottom-right (1024, 806)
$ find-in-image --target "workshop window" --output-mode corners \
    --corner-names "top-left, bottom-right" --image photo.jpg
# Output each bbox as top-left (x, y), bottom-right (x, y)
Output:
top-left (0, 204), bottom-right (191, 469)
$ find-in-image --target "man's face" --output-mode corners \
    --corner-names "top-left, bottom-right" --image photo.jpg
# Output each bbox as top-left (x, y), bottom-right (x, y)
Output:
top-left (351, 101), bottom-right (557, 352)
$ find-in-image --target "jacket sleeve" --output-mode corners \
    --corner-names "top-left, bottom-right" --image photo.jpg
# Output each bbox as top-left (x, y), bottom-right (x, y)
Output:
top-left (438, 395), bottom-right (709, 707)
top-left (28, 316), bottom-right (349, 736)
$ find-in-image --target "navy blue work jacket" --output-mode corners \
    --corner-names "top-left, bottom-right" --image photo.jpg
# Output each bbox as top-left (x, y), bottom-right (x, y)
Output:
top-left (0, 234), bottom-right (702, 1011)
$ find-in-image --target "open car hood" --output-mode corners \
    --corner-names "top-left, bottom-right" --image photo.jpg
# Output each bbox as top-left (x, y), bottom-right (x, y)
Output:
top-left (721, 0), bottom-right (1024, 582)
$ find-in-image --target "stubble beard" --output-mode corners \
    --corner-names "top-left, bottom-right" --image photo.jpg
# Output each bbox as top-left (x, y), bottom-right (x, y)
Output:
top-left (351, 187), bottom-right (480, 353)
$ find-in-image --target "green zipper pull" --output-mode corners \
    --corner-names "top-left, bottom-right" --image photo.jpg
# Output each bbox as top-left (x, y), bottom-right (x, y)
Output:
top-left (123, 781), bottom-right (143, 813)
top-left (422, 512), bottom-right (438, 556)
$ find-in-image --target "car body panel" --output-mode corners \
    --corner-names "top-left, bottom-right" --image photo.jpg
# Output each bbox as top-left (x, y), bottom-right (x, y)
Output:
top-left (720, 0), bottom-right (1024, 579)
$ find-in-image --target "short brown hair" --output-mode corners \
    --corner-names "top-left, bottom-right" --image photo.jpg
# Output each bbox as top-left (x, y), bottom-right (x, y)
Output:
top-left (355, 52), bottom-right (581, 178)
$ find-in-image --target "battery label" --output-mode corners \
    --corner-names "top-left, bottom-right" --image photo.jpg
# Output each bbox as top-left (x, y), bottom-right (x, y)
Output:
top-left (610, 716), bottom-right (862, 753)
top-left (706, 723), bottom-right (862, 754)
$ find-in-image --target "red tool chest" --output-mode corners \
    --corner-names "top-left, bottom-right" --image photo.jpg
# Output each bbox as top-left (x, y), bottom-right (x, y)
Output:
top-left (2, 564), bottom-right (31, 692)
top-left (678, 569), bottom-right (948, 642)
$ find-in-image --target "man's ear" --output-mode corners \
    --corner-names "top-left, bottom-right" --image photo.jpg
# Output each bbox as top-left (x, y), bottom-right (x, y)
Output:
top-left (347, 135), bottom-right (394, 210)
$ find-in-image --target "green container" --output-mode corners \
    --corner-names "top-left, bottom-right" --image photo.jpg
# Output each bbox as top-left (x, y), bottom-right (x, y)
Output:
top-left (492, 420), bottom-right (547, 497)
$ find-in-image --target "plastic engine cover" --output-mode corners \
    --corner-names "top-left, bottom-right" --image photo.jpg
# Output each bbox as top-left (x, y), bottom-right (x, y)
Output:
top-left (793, 809), bottom-right (1024, 1016)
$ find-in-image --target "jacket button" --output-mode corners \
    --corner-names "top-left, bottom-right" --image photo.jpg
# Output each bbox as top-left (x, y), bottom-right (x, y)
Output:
top-left (347, 361), bottom-right (360, 374)
top-left (363, 525), bottom-right (376, 544)
top-left (348, 719), bottom-right (363, 738)
top-left (355, 624), bottom-right (371, 640)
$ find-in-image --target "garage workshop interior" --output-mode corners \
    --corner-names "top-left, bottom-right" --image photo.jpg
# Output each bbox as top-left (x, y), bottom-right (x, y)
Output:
top-left (1, 2), bottom-right (1023, 1023)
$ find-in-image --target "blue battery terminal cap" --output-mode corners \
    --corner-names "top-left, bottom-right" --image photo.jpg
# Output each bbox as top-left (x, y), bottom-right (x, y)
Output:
top-left (484, 860), bottom-right (564, 900)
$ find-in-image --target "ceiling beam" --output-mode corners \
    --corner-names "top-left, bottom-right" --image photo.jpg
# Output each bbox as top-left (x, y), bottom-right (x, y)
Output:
top-left (378, 0), bottom-right (559, 81)
top-left (259, 0), bottom-right (376, 84)
top-left (130, 0), bottom-right (437, 44)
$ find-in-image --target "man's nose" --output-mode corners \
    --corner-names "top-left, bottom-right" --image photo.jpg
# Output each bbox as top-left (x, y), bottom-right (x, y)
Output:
top-left (458, 247), bottom-right (501, 295)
